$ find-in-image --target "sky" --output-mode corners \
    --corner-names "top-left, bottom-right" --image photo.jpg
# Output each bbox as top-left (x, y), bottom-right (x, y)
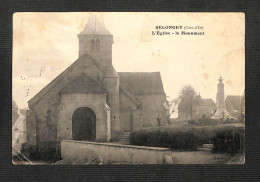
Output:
top-left (13, 12), bottom-right (245, 112)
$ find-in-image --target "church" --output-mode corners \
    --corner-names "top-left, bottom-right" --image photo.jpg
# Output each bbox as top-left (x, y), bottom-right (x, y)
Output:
top-left (24, 14), bottom-right (169, 157)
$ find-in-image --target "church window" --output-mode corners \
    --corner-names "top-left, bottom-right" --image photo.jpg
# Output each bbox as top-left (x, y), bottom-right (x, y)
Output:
top-left (91, 39), bottom-right (95, 51)
top-left (96, 39), bottom-right (100, 52)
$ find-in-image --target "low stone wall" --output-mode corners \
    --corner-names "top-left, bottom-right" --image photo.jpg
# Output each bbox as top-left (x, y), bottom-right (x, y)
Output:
top-left (61, 140), bottom-right (170, 164)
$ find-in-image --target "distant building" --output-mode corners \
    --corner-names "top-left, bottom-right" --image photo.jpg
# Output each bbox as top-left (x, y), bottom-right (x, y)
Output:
top-left (12, 110), bottom-right (26, 152)
top-left (12, 100), bottom-right (19, 127)
top-left (225, 95), bottom-right (243, 118)
top-left (194, 97), bottom-right (216, 119)
top-left (178, 94), bottom-right (216, 120)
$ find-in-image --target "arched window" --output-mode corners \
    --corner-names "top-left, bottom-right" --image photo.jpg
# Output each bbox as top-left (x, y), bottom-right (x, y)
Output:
top-left (91, 39), bottom-right (95, 51)
top-left (96, 39), bottom-right (100, 52)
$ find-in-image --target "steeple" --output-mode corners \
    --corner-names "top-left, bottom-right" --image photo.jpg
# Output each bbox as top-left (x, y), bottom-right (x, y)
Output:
top-left (79, 14), bottom-right (112, 35)
top-left (78, 13), bottom-right (113, 70)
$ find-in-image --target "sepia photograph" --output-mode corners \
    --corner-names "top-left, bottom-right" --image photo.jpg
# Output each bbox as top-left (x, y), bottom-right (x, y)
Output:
top-left (12, 12), bottom-right (245, 165)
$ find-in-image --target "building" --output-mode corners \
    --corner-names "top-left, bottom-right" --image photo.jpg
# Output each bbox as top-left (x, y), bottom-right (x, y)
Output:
top-left (24, 14), bottom-right (169, 157)
top-left (178, 94), bottom-right (216, 120)
top-left (12, 100), bottom-right (19, 127)
top-left (225, 95), bottom-right (243, 119)
top-left (193, 98), bottom-right (216, 119)
top-left (12, 110), bottom-right (26, 153)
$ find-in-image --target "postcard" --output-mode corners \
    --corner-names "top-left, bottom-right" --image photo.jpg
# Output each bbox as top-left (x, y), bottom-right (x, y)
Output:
top-left (12, 12), bottom-right (245, 164)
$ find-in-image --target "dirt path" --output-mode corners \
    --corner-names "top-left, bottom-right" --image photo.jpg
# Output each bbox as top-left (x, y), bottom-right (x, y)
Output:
top-left (169, 151), bottom-right (232, 164)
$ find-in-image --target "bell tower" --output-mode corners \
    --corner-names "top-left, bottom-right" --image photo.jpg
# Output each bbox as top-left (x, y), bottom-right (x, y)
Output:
top-left (78, 14), bottom-right (114, 71)
top-left (78, 14), bottom-right (120, 138)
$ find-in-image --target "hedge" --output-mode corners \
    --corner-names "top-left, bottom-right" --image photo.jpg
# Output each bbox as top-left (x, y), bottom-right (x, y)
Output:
top-left (130, 128), bottom-right (202, 151)
top-left (129, 125), bottom-right (244, 153)
top-left (212, 127), bottom-right (244, 154)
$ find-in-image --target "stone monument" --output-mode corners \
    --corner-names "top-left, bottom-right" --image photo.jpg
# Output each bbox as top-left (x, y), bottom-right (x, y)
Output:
top-left (211, 76), bottom-right (232, 120)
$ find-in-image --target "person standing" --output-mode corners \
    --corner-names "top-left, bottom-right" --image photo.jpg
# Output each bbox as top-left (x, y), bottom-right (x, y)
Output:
top-left (167, 115), bottom-right (171, 126)
top-left (157, 115), bottom-right (161, 126)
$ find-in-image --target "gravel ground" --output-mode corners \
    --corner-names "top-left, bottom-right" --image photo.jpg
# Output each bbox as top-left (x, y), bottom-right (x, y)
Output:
top-left (169, 151), bottom-right (233, 164)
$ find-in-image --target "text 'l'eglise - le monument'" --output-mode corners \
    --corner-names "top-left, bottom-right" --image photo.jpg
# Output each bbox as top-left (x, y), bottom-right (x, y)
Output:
top-left (24, 14), bottom-right (169, 157)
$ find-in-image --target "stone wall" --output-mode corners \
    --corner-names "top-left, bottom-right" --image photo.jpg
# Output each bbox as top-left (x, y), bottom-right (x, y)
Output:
top-left (61, 140), bottom-right (170, 164)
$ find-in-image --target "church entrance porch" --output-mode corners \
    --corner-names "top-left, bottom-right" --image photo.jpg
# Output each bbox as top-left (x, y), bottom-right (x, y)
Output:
top-left (72, 107), bottom-right (96, 141)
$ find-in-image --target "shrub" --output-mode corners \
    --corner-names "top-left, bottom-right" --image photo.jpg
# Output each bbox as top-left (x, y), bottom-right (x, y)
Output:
top-left (212, 127), bottom-right (244, 155)
top-left (129, 125), bottom-right (244, 153)
top-left (197, 118), bottom-right (218, 126)
top-left (187, 120), bottom-right (197, 125)
top-left (130, 128), bottom-right (201, 151)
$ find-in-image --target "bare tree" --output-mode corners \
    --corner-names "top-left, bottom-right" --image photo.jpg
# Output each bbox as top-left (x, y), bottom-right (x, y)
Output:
top-left (168, 97), bottom-right (181, 118)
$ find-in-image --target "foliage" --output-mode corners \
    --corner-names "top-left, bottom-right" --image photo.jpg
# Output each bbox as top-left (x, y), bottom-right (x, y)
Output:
top-left (177, 85), bottom-right (201, 120)
top-left (130, 127), bottom-right (202, 151)
top-left (129, 124), bottom-right (244, 153)
top-left (180, 85), bottom-right (197, 97)
top-left (212, 127), bottom-right (244, 155)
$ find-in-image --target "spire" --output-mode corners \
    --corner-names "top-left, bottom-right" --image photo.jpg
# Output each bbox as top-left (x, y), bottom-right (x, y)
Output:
top-left (80, 13), bottom-right (111, 35)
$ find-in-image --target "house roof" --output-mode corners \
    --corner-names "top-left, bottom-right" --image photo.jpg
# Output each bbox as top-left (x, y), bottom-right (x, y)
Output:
top-left (118, 72), bottom-right (165, 95)
top-left (199, 98), bottom-right (216, 106)
top-left (79, 14), bottom-right (112, 35)
top-left (178, 97), bottom-right (215, 111)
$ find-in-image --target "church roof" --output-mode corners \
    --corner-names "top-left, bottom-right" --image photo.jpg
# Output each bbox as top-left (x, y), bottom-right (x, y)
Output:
top-left (104, 65), bottom-right (119, 78)
top-left (60, 74), bottom-right (106, 94)
top-left (79, 14), bottom-right (112, 35)
top-left (28, 54), bottom-right (98, 108)
top-left (118, 72), bottom-right (165, 95)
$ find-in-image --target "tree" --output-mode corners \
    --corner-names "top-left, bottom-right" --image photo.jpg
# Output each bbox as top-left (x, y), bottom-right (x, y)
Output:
top-left (168, 97), bottom-right (181, 118)
top-left (177, 85), bottom-right (200, 120)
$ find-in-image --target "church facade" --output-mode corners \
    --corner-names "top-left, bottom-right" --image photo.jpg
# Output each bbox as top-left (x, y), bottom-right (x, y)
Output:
top-left (24, 15), bottom-right (169, 156)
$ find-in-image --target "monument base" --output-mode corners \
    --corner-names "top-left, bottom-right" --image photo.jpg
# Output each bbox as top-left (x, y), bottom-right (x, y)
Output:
top-left (211, 108), bottom-right (234, 120)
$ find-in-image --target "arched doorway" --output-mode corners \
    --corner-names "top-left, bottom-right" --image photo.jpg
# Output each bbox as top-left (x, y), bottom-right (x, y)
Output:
top-left (72, 107), bottom-right (96, 141)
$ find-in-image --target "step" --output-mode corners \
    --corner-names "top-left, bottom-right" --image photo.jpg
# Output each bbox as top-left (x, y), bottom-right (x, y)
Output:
top-left (121, 133), bottom-right (130, 135)
top-left (120, 136), bottom-right (129, 139)
top-left (202, 144), bottom-right (213, 149)
top-left (118, 139), bottom-right (129, 141)
top-left (121, 134), bottom-right (130, 136)
top-left (198, 147), bottom-right (212, 152)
